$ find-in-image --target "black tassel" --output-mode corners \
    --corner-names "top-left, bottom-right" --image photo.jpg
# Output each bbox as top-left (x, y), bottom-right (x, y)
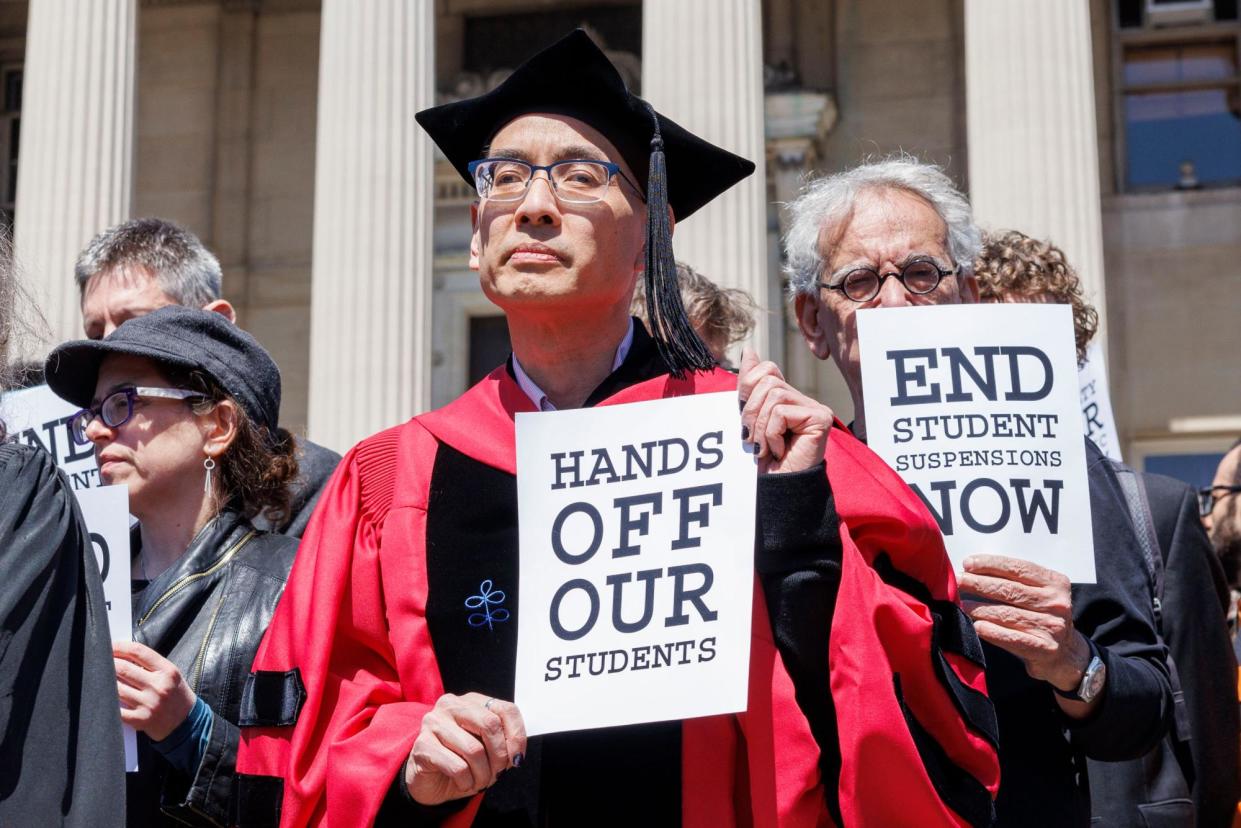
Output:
top-left (642, 106), bottom-right (715, 378)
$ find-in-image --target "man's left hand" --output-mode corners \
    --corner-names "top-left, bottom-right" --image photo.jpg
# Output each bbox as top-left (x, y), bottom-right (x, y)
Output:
top-left (959, 554), bottom-right (1092, 694)
top-left (738, 348), bottom-right (834, 475)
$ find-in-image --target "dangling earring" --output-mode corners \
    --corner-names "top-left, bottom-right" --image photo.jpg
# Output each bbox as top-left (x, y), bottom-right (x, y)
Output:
top-left (203, 456), bottom-right (216, 495)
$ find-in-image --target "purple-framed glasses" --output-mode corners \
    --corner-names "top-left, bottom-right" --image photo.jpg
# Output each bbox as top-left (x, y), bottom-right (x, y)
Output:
top-left (69, 386), bottom-right (205, 446)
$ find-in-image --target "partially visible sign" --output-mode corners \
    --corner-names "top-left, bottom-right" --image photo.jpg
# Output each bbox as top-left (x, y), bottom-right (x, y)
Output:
top-left (514, 392), bottom-right (757, 736)
top-left (0, 385), bottom-right (100, 490)
top-left (858, 304), bottom-right (1096, 583)
top-left (1078, 342), bottom-right (1122, 462)
top-left (75, 484), bottom-right (138, 772)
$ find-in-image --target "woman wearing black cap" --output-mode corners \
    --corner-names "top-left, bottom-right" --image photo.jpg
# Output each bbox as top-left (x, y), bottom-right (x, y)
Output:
top-left (46, 304), bottom-right (301, 827)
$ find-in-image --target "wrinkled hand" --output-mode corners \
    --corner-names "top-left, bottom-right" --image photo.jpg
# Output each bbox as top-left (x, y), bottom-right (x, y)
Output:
top-left (405, 693), bottom-right (527, 806)
top-left (113, 639), bottom-right (197, 741)
top-left (959, 555), bottom-right (1091, 692)
top-left (737, 348), bottom-right (833, 475)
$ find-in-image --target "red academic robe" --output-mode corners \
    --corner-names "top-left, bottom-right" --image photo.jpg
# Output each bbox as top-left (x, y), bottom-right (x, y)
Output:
top-left (236, 363), bottom-right (1000, 827)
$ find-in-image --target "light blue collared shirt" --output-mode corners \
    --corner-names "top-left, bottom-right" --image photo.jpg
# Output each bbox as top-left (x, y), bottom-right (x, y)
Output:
top-left (511, 318), bottom-right (635, 412)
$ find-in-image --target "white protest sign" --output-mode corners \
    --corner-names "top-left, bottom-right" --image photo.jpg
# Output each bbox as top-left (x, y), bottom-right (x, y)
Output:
top-left (858, 304), bottom-right (1095, 582)
top-left (514, 391), bottom-right (756, 736)
top-left (74, 484), bottom-right (139, 772)
top-left (1078, 342), bottom-right (1122, 462)
top-left (0, 385), bottom-right (101, 490)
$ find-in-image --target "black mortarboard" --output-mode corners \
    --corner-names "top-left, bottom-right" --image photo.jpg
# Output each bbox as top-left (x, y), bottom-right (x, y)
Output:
top-left (415, 29), bottom-right (756, 377)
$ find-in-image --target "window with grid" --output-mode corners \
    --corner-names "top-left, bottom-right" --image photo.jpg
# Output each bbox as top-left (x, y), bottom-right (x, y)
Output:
top-left (1115, 1), bottom-right (1241, 190)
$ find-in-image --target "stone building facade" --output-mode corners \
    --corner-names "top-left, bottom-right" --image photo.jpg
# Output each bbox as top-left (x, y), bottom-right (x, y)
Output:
top-left (7, 0), bottom-right (1239, 483)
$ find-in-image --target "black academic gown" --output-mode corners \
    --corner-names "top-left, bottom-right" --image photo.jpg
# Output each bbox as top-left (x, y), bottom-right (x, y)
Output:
top-left (0, 441), bottom-right (126, 825)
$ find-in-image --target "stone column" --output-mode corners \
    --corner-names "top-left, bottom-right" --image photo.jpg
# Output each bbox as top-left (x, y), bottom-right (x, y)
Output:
top-left (307, 0), bottom-right (434, 452)
top-left (15, 0), bottom-right (136, 349)
top-left (642, 0), bottom-right (773, 361)
top-left (764, 91), bottom-right (843, 413)
top-left (965, 0), bottom-right (1108, 342)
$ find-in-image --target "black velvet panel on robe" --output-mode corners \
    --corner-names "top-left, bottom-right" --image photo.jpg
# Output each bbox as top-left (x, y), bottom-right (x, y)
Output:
top-left (423, 324), bottom-right (682, 827)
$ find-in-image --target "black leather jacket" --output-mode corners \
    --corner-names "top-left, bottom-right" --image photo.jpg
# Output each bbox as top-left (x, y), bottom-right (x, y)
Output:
top-left (127, 510), bottom-right (297, 827)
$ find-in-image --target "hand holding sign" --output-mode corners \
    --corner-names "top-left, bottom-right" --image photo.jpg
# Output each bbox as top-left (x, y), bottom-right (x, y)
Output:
top-left (404, 693), bottom-right (527, 805)
top-left (738, 349), bottom-right (834, 474)
top-left (959, 554), bottom-right (1094, 713)
top-left (113, 640), bottom-right (198, 741)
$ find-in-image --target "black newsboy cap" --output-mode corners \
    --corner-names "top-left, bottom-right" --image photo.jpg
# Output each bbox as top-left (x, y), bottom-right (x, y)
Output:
top-left (45, 305), bottom-right (281, 438)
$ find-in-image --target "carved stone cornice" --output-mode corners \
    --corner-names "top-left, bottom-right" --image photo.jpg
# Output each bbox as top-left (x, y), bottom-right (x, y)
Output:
top-left (764, 90), bottom-right (836, 143)
top-left (767, 136), bottom-right (816, 170)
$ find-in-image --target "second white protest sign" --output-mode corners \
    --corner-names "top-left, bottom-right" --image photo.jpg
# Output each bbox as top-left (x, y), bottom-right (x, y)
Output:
top-left (514, 391), bottom-right (756, 736)
top-left (858, 304), bottom-right (1095, 582)
top-left (1078, 342), bottom-right (1122, 462)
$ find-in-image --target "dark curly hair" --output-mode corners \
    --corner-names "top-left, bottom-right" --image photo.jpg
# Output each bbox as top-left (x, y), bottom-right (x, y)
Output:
top-left (160, 365), bottom-right (299, 524)
top-left (974, 230), bottom-right (1099, 363)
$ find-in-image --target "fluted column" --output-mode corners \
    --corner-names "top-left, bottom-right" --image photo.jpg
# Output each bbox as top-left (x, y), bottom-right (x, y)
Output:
top-left (15, 0), bottom-right (135, 348)
top-left (965, 0), bottom-right (1108, 343)
top-left (642, 0), bottom-right (772, 360)
top-left (307, 0), bottom-right (434, 452)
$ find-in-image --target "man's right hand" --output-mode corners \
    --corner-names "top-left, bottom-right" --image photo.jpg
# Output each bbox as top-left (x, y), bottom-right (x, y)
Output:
top-left (405, 693), bottom-right (527, 805)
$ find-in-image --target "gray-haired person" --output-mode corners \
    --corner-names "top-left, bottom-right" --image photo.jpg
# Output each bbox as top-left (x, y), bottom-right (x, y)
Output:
top-left (75, 218), bottom-right (339, 537)
top-left (785, 157), bottom-right (1173, 827)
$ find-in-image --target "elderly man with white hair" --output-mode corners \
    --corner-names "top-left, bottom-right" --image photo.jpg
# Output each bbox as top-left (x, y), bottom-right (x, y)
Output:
top-left (785, 157), bottom-right (1173, 828)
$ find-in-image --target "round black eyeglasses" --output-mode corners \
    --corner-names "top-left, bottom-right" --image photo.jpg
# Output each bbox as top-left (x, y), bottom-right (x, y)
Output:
top-left (69, 386), bottom-right (205, 446)
top-left (467, 158), bottom-right (645, 205)
top-left (818, 260), bottom-right (958, 303)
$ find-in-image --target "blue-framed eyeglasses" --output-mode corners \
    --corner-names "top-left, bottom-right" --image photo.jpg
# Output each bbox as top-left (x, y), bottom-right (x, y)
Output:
top-left (467, 158), bottom-right (645, 205)
top-left (818, 259), bottom-right (958, 303)
top-left (69, 386), bottom-right (205, 446)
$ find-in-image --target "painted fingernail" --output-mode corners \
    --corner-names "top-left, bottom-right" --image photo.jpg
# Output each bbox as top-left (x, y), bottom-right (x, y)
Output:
top-left (741, 424), bottom-right (750, 441)
top-left (738, 397), bottom-right (747, 411)
top-left (512, 752), bottom-right (524, 768)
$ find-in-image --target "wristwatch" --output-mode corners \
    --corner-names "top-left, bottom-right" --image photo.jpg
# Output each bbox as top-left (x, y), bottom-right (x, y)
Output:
top-left (1053, 640), bottom-right (1107, 704)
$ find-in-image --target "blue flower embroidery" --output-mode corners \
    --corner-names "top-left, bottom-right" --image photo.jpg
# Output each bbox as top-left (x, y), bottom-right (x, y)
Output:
top-left (465, 579), bottom-right (510, 630)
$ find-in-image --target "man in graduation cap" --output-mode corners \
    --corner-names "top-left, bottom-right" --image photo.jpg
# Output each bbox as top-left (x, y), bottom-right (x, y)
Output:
top-left (235, 31), bottom-right (1000, 827)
